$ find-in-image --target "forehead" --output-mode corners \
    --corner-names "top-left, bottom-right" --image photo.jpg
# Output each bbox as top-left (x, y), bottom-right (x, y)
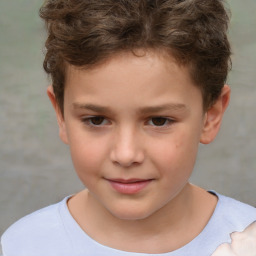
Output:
top-left (64, 50), bottom-right (202, 111)
top-left (65, 50), bottom-right (194, 86)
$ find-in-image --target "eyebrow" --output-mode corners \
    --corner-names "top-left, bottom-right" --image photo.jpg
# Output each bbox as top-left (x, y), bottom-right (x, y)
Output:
top-left (72, 103), bottom-right (112, 114)
top-left (72, 102), bottom-right (188, 114)
top-left (138, 103), bottom-right (189, 114)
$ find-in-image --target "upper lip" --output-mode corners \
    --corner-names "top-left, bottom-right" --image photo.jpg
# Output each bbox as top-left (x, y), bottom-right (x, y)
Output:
top-left (105, 178), bottom-right (153, 183)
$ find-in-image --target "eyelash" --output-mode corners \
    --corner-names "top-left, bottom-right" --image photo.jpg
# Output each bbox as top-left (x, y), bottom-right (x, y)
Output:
top-left (81, 116), bottom-right (110, 127)
top-left (147, 117), bottom-right (175, 127)
top-left (81, 116), bottom-right (175, 128)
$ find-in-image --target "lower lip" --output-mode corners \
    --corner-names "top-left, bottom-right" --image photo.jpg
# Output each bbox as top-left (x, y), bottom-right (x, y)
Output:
top-left (108, 180), bottom-right (152, 194)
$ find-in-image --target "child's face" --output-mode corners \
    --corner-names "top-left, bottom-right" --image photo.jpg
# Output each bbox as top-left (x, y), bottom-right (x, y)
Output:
top-left (52, 51), bottom-right (210, 220)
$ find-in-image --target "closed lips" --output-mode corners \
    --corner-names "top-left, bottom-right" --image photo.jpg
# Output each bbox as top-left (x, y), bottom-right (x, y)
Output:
top-left (106, 178), bottom-right (154, 194)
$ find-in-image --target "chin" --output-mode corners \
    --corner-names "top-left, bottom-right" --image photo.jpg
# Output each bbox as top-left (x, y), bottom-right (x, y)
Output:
top-left (108, 204), bottom-right (156, 221)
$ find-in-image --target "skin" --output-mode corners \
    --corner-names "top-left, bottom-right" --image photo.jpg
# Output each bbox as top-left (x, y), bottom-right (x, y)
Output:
top-left (48, 50), bottom-right (230, 253)
top-left (212, 222), bottom-right (256, 256)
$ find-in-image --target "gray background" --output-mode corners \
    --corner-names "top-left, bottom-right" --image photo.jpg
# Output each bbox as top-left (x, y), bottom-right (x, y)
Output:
top-left (0, 0), bottom-right (255, 240)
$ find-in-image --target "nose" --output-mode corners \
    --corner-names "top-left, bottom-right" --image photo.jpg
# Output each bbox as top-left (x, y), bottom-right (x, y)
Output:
top-left (110, 127), bottom-right (145, 167)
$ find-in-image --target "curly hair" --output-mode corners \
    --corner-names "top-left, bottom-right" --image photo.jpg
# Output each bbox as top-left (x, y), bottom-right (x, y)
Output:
top-left (39, 0), bottom-right (231, 115)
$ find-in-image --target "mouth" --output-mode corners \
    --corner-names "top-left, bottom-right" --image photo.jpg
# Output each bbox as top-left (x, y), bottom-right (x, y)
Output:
top-left (105, 178), bottom-right (154, 194)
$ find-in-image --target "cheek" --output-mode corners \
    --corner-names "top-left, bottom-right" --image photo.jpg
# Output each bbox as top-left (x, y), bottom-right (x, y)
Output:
top-left (150, 131), bottom-right (199, 177)
top-left (68, 135), bottom-right (108, 178)
top-left (155, 131), bottom-right (199, 162)
top-left (175, 133), bottom-right (199, 163)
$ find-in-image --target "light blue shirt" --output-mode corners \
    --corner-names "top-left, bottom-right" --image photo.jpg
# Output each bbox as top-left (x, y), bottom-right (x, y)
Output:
top-left (1, 192), bottom-right (256, 256)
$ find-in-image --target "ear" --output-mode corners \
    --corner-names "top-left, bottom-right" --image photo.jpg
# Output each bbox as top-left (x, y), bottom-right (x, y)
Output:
top-left (200, 84), bottom-right (231, 144)
top-left (47, 85), bottom-right (69, 144)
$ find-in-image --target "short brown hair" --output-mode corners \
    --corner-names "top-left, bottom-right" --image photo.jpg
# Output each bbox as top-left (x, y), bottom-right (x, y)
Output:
top-left (39, 0), bottom-right (231, 115)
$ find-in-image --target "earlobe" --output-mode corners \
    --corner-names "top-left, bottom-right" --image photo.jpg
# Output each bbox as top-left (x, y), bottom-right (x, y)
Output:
top-left (200, 85), bottom-right (231, 144)
top-left (47, 85), bottom-right (69, 144)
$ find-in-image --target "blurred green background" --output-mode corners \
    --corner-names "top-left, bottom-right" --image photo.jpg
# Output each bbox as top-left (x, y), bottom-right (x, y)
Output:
top-left (0, 0), bottom-right (256, 240)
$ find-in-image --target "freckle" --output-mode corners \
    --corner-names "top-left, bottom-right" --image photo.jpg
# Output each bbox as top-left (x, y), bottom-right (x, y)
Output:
top-left (175, 142), bottom-right (181, 149)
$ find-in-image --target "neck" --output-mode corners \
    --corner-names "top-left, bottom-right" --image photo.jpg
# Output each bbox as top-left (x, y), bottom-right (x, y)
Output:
top-left (68, 184), bottom-right (217, 253)
top-left (89, 184), bottom-right (193, 235)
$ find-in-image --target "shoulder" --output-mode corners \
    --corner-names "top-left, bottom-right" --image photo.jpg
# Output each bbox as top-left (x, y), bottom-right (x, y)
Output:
top-left (1, 197), bottom-right (72, 256)
top-left (209, 193), bottom-right (256, 255)
top-left (214, 192), bottom-right (256, 230)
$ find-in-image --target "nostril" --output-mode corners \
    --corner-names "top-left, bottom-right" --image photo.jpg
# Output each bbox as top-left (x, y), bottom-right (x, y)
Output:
top-left (110, 130), bottom-right (145, 166)
top-left (110, 147), bottom-right (145, 167)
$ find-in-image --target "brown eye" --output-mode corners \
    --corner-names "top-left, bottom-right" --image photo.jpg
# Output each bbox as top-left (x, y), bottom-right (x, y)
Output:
top-left (151, 117), bottom-right (168, 126)
top-left (82, 116), bottom-right (110, 127)
top-left (90, 116), bottom-right (105, 125)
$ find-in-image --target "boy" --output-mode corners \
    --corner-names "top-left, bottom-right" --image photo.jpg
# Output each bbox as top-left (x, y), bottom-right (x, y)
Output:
top-left (1, 0), bottom-right (256, 255)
